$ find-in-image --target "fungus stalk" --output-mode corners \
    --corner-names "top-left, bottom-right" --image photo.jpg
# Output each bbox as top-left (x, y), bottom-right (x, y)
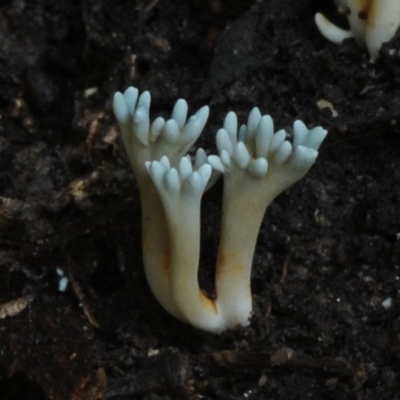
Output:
top-left (113, 86), bottom-right (327, 333)
top-left (209, 110), bottom-right (327, 327)
top-left (146, 157), bottom-right (225, 332)
top-left (113, 87), bottom-right (209, 320)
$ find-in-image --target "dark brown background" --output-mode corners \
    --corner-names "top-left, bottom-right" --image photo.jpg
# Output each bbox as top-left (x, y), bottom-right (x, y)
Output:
top-left (1, 0), bottom-right (400, 399)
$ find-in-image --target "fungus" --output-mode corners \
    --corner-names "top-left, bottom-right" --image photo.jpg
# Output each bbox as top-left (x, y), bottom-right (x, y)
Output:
top-left (113, 87), bottom-right (327, 333)
top-left (315, 0), bottom-right (400, 60)
top-left (113, 87), bottom-right (209, 320)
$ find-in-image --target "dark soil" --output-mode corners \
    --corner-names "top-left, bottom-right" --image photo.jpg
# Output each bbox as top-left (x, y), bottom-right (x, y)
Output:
top-left (1, 0), bottom-right (400, 399)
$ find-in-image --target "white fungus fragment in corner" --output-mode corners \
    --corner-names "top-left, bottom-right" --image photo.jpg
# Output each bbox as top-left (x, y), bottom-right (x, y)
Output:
top-left (315, 0), bottom-right (400, 61)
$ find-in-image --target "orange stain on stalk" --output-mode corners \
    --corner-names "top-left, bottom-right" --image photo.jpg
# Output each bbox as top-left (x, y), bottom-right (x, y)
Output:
top-left (199, 291), bottom-right (218, 314)
top-left (142, 231), bottom-right (170, 274)
top-left (161, 250), bottom-right (170, 274)
top-left (217, 252), bottom-right (245, 276)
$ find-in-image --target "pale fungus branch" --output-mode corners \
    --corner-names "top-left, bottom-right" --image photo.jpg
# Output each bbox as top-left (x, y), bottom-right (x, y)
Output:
top-left (145, 157), bottom-right (225, 331)
top-left (113, 87), bottom-right (209, 320)
top-left (208, 110), bottom-right (327, 327)
top-left (113, 86), bottom-right (327, 333)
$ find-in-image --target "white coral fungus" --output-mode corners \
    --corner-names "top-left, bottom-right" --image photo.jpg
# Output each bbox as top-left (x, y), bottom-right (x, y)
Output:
top-left (315, 0), bottom-right (400, 60)
top-left (113, 87), bottom-right (327, 333)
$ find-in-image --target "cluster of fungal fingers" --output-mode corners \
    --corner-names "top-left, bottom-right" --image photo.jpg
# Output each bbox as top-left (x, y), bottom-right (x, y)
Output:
top-left (315, 0), bottom-right (400, 60)
top-left (146, 157), bottom-right (212, 205)
top-left (113, 86), bottom-right (327, 333)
